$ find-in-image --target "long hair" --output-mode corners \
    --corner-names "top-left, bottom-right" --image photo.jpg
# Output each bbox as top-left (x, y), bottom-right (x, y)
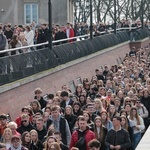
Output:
top-left (10, 35), bottom-right (18, 48)
top-left (94, 116), bottom-right (104, 142)
top-left (2, 128), bottom-right (12, 143)
top-left (121, 115), bottom-right (129, 131)
top-left (44, 136), bottom-right (57, 150)
top-left (30, 129), bottom-right (38, 144)
top-left (21, 131), bottom-right (31, 148)
top-left (129, 107), bottom-right (140, 125)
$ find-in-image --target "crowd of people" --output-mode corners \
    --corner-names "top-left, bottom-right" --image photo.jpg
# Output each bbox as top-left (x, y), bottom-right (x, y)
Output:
top-left (0, 44), bottom-right (150, 150)
top-left (0, 19), bottom-right (149, 58)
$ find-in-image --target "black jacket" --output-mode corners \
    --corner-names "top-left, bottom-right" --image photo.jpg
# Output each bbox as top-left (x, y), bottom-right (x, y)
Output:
top-left (65, 114), bottom-right (77, 133)
top-left (105, 128), bottom-right (131, 150)
top-left (17, 123), bottom-right (35, 135)
top-left (60, 99), bottom-right (74, 109)
top-left (36, 127), bottom-right (47, 142)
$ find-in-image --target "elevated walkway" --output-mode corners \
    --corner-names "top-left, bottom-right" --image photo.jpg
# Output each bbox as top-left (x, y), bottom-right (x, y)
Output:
top-left (136, 127), bottom-right (150, 150)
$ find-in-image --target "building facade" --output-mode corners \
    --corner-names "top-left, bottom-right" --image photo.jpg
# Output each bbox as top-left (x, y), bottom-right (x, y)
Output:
top-left (0, 0), bottom-right (74, 26)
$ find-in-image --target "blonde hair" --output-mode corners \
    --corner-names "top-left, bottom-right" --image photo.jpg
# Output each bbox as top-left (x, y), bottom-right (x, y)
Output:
top-left (2, 128), bottom-right (12, 143)
top-left (7, 121), bottom-right (18, 129)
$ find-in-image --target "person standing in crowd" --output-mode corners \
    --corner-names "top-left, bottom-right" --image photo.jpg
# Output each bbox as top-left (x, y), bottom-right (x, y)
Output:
top-left (50, 105), bottom-right (71, 146)
top-left (36, 28), bottom-right (47, 49)
top-left (9, 34), bottom-right (22, 55)
top-left (35, 118), bottom-right (47, 142)
top-left (24, 25), bottom-right (34, 51)
top-left (60, 91), bottom-right (74, 109)
top-left (0, 128), bottom-right (12, 149)
top-left (53, 132), bottom-right (69, 150)
top-left (70, 115), bottom-right (95, 150)
top-left (64, 105), bottom-right (77, 133)
top-left (8, 135), bottom-right (27, 150)
top-left (41, 23), bottom-right (49, 41)
top-left (7, 122), bottom-right (20, 136)
top-left (64, 22), bottom-right (75, 43)
top-left (128, 107), bottom-right (145, 150)
top-left (34, 88), bottom-right (47, 109)
top-left (0, 26), bottom-right (7, 57)
top-left (17, 114), bottom-right (35, 135)
top-left (4, 25), bottom-right (13, 43)
top-left (105, 116), bottom-right (131, 150)
top-left (19, 33), bottom-right (29, 53)
top-left (93, 116), bottom-right (107, 150)
top-left (21, 131), bottom-right (31, 149)
top-left (0, 114), bottom-right (8, 138)
top-left (54, 25), bottom-right (67, 45)
top-left (30, 129), bottom-right (44, 150)
top-left (88, 139), bottom-right (101, 150)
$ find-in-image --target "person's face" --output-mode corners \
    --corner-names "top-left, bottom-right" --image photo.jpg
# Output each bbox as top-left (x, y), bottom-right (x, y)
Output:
top-left (32, 103), bottom-right (38, 110)
top-left (9, 125), bottom-right (16, 134)
top-left (30, 132), bottom-right (38, 142)
top-left (4, 131), bottom-right (11, 140)
top-left (94, 101), bottom-right (100, 109)
top-left (45, 108), bottom-right (51, 115)
top-left (25, 133), bottom-right (31, 143)
top-left (43, 113), bottom-right (49, 122)
top-left (135, 101), bottom-right (141, 107)
top-left (51, 110), bottom-right (59, 119)
top-left (22, 109), bottom-right (29, 114)
top-left (12, 139), bottom-right (20, 149)
top-left (77, 86), bottom-right (82, 92)
top-left (48, 138), bottom-right (55, 147)
top-left (78, 120), bottom-right (87, 131)
top-left (53, 134), bottom-right (61, 142)
top-left (132, 109), bottom-right (137, 116)
top-left (36, 121), bottom-right (43, 130)
top-left (74, 105), bottom-right (80, 112)
top-left (65, 107), bottom-right (72, 115)
top-left (21, 117), bottom-right (29, 126)
top-left (101, 113), bottom-right (107, 120)
top-left (0, 118), bottom-right (7, 126)
top-left (121, 118), bottom-right (126, 126)
top-left (110, 106), bottom-right (116, 112)
top-left (112, 118), bottom-right (120, 127)
top-left (83, 113), bottom-right (89, 121)
top-left (125, 105), bottom-right (131, 112)
top-left (86, 106), bottom-right (94, 113)
top-left (144, 91), bottom-right (149, 97)
top-left (95, 119), bottom-right (101, 127)
top-left (114, 100), bottom-right (120, 106)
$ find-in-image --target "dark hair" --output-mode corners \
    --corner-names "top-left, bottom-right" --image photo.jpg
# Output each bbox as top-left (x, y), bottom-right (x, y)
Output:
top-left (113, 115), bottom-right (121, 122)
top-left (88, 139), bottom-right (101, 148)
top-left (60, 91), bottom-right (69, 97)
top-left (48, 94), bottom-right (54, 99)
top-left (21, 131), bottom-right (31, 147)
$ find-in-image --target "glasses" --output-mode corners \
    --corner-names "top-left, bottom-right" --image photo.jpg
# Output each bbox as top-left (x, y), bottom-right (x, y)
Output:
top-left (136, 101), bottom-right (140, 104)
top-left (21, 120), bottom-right (27, 123)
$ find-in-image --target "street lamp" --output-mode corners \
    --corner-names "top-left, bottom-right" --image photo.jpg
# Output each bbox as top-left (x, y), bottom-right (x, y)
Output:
top-left (48, 0), bottom-right (52, 49)
top-left (87, 0), bottom-right (93, 39)
top-left (141, 0), bottom-right (144, 29)
top-left (114, 0), bottom-right (117, 34)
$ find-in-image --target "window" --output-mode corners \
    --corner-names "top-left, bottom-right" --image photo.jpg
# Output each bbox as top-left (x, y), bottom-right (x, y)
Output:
top-left (24, 3), bottom-right (38, 24)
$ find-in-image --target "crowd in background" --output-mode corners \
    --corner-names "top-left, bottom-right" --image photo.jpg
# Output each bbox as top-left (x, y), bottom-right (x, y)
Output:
top-left (0, 19), bottom-right (150, 57)
top-left (0, 45), bottom-right (150, 150)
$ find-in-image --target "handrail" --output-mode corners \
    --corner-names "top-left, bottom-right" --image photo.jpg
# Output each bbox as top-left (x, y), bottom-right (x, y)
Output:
top-left (0, 27), bottom-right (140, 54)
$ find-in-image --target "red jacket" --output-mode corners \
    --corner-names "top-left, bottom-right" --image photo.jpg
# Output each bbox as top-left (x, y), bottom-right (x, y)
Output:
top-left (64, 28), bottom-right (75, 42)
top-left (70, 128), bottom-right (95, 150)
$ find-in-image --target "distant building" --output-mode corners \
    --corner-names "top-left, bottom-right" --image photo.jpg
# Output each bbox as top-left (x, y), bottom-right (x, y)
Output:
top-left (0, 0), bottom-right (74, 25)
